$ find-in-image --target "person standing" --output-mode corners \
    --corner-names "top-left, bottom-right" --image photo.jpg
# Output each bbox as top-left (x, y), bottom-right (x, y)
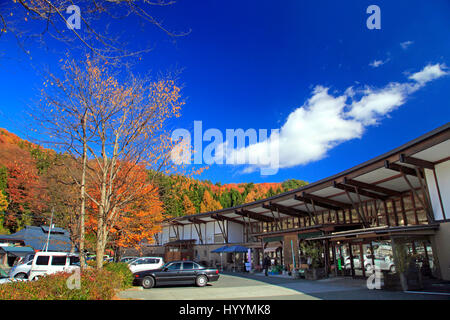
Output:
top-left (263, 255), bottom-right (271, 276)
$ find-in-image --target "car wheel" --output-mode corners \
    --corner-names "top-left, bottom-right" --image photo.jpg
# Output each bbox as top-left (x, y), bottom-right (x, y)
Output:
top-left (14, 273), bottom-right (27, 279)
top-left (142, 276), bottom-right (155, 289)
top-left (196, 275), bottom-right (208, 287)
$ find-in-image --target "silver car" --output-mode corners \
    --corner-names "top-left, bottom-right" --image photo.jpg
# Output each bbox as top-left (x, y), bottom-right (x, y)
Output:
top-left (9, 260), bottom-right (33, 279)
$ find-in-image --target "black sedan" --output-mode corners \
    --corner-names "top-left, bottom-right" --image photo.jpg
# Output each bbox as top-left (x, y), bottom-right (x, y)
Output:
top-left (133, 260), bottom-right (220, 289)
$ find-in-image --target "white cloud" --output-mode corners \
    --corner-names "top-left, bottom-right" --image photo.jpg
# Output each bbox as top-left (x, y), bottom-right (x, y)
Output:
top-left (408, 63), bottom-right (448, 84)
top-left (369, 59), bottom-right (388, 68)
top-left (223, 63), bottom-right (448, 172)
top-left (400, 41), bottom-right (414, 50)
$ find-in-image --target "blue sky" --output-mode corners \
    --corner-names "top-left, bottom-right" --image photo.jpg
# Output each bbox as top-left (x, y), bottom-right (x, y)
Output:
top-left (0, 0), bottom-right (449, 184)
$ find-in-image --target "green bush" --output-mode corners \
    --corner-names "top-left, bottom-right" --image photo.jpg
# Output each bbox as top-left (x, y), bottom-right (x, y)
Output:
top-left (103, 262), bottom-right (134, 289)
top-left (0, 268), bottom-right (123, 300)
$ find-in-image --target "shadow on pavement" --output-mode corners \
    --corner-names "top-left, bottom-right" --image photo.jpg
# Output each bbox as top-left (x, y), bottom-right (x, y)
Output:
top-left (220, 272), bottom-right (450, 300)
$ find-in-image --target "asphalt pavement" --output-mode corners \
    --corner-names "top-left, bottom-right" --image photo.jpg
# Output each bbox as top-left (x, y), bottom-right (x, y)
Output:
top-left (118, 272), bottom-right (450, 300)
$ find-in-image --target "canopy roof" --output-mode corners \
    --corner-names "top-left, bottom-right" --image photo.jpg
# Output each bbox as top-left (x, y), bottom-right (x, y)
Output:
top-left (223, 245), bottom-right (249, 253)
top-left (0, 246), bottom-right (35, 257)
top-left (164, 123), bottom-right (450, 227)
top-left (0, 226), bottom-right (74, 252)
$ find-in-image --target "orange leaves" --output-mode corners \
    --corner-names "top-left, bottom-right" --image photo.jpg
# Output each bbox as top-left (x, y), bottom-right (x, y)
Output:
top-left (200, 190), bottom-right (222, 213)
top-left (0, 192), bottom-right (7, 212)
top-left (183, 194), bottom-right (196, 215)
top-left (85, 162), bottom-right (165, 250)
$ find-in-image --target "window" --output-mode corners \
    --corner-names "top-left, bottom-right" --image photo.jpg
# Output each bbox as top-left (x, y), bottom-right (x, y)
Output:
top-left (184, 262), bottom-right (201, 270)
top-left (69, 256), bottom-right (80, 265)
top-left (51, 256), bottom-right (67, 266)
top-left (183, 262), bottom-right (194, 270)
top-left (214, 234), bottom-right (224, 244)
top-left (143, 258), bottom-right (157, 264)
top-left (167, 262), bottom-right (182, 270)
top-left (36, 256), bottom-right (50, 266)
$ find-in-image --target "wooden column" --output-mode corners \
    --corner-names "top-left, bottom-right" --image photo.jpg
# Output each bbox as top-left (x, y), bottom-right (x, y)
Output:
top-left (348, 243), bottom-right (355, 278)
top-left (359, 242), bottom-right (366, 278)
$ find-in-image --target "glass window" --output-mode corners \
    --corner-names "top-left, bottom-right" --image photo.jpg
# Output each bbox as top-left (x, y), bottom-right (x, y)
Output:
top-left (51, 256), bottom-right (67, 266)
top-left (36, 256), bottom-right (50, 266)
top-left (69, 256), bottom-right (80, 265)
top-left (183, 262), bottom-right (194, 270)
top-left (167, 262), bottom-right (182, 270)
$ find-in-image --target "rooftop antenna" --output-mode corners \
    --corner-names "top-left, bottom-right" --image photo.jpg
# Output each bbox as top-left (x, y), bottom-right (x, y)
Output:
top-left (44, 207), bottom-right (54, 252)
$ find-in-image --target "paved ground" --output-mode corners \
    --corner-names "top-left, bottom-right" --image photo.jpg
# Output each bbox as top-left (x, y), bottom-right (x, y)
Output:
top-left (118, 272), bottom-right (450, 300)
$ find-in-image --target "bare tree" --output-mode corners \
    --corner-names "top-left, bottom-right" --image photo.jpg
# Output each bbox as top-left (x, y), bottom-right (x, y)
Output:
top-left (34, 55), bottom-right (187, 268)
top-left (0, 0), bottom-right (189, 60)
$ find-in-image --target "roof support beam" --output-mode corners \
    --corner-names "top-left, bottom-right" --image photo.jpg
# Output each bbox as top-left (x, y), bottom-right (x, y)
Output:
top-left (333, 181), bottom-right (388, 201)
top-left (192, 223), bottom-right (204, 244)
top-left (262, 203), bottom-right (308, 218)
top-left (296, 192), bottom-right (352, 210)
top-left (211, 214), bottom-right (245, 226)
top-left (400, 154), bottom-right (435, 170)
top-left (342, 190), bottom-right (370, 228)
top-left (295, 195), bottom-right (340, 211)
top-left (170, 224), bottom-right (180, 240)
top-left (235, 209), bottom-right (275, 223)
top-left (343, 178), bottom-right (401, 197)
top-left (187, 217), bottom-right (208, 224)
top-left (302, 201), bottom-right (318, 225)
top-left (213, 217), bottom-right (228, 243)
top-left (384, 160), bottom-right (424, 178)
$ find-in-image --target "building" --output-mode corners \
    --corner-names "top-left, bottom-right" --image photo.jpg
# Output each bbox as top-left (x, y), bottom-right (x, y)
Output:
top-left (154, 123), bottom-right (450, 281)
top-left (0, 225), bottom-right (75, 267)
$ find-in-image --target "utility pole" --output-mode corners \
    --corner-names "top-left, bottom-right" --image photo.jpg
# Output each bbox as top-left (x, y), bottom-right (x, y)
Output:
top-left (44, 207), bottom-right (54, 252)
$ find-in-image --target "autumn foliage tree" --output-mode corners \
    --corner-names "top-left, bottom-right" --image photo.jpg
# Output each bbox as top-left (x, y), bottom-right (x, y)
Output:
top-left (200, 190), bottom-right (222, 213)
top-left (182, 194), bottom-right (196, 215)
top-left (36, 55), bottom-right (185, 268)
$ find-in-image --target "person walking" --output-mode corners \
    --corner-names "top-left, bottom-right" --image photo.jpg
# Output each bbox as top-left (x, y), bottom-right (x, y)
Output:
top-left (263, 255), bottom-right (271, 276)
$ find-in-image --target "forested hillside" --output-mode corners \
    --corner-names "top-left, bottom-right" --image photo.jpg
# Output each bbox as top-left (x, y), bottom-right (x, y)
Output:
top-left (0, 128), bottom-right (308, 234)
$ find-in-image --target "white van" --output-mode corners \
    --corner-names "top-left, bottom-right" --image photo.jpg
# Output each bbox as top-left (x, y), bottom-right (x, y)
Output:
top-left (29, 252), bottom-right (80, 280)
top-left (128, 257), bottom-right (164, 273)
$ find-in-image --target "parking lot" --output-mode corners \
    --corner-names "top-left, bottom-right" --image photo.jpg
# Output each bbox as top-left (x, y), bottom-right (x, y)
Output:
top-left (118, 272), bottom-right (450, 300)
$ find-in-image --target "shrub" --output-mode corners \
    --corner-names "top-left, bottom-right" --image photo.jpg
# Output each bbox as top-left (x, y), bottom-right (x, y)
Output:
top-left (103, 262), bottom-right (134, 289)
top-left (0, 268), bottom-right (123, 300)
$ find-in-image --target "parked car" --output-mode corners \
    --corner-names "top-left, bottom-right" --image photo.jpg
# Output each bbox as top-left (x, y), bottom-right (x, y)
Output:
top-left (9, 260), bottom-right (33, 279)
top-left (13, 254), bottom-right (35, 267)
top-left (344, 254), bottom-right (395, 272)
top-left (128, 257), bottom-right (164, 273)
top-left (29, 252), bottom-right (80, 281)
top-left (133, 261), bottom-right (220, 289)
top-left (0, 268), bottom-right (28, 284)
top-left (120, 256), bottom-right (137, 263)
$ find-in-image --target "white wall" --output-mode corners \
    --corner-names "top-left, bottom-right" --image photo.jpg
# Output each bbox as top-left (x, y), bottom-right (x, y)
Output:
top-left (228, 221), bottom-right (244, 243)
top-left (160, 220), bottom-right (246, 245)
top-left (205, 222), bottom-right (215, 244)
top-left (161, 226), bottom-right (170, 244)
top-left (426, 160), bottom-right (450, 221)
